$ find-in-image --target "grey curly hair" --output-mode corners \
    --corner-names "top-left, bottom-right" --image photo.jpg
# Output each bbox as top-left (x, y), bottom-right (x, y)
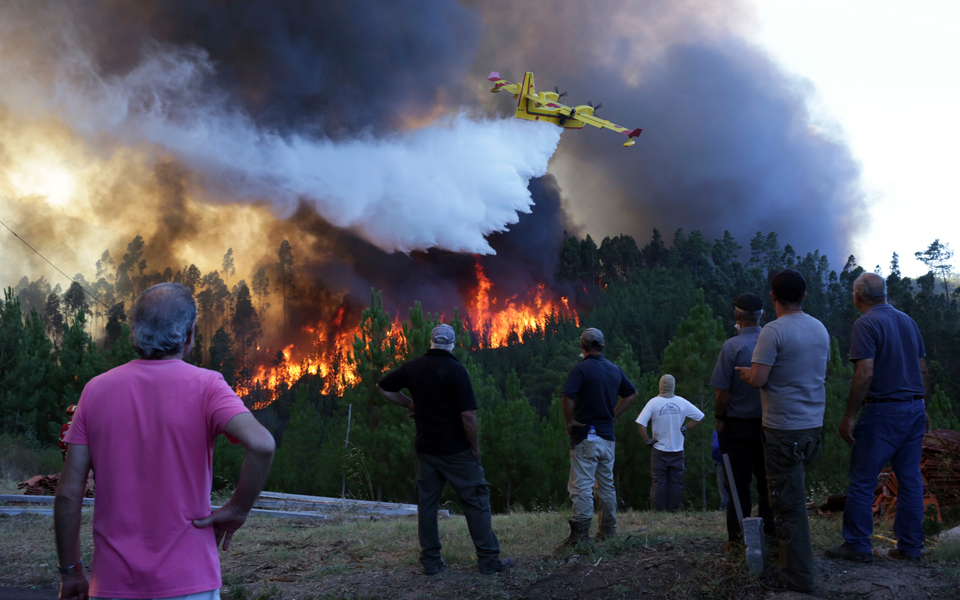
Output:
top-left (131, 283), bottom-right (197, 359)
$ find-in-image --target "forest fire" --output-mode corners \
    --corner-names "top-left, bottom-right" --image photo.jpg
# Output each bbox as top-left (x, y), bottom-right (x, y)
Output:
top-left (241, 262), bottom-right (579, 408)
top-left (464, 261), bottom-right (578, 349)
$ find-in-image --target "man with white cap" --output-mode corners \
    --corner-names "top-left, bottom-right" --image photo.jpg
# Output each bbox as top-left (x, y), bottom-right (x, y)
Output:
top-left (637, 374), bottom-right (704, 511)
top-left (560, 328), bottom-right (638, 546)
top-left (377, 324), bottom-right (511, 576)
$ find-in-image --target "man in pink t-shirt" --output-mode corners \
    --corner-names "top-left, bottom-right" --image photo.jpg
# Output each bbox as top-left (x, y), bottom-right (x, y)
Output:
top-left (55, 283), bottom-right (275, 600)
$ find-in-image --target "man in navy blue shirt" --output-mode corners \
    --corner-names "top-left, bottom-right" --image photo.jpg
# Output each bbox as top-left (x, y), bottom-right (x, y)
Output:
top-left (825, 273), bottom-right (931, 563)
top-left (710, 292), bottom-right (773, 549)
top-left (560, 328), bottom-right (637, 546)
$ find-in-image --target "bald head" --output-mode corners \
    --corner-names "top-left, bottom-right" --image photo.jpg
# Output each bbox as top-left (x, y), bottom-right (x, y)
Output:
top-left (853, 273), bottom-right (887, 306)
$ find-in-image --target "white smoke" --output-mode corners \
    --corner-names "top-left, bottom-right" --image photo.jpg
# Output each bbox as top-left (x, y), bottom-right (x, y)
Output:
top-left (0, 6), bottom-right (561, 255)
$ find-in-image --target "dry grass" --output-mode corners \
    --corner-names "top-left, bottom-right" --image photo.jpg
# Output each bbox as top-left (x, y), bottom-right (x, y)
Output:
top-left (3, 504), bottom-right (960, 599)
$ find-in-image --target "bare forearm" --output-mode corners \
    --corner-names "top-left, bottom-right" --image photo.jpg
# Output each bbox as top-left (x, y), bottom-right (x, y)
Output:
top-left (461, 411), bottom-right (480, 456)
top-left (920, 358), bottom-right (932, 403)
top-left (614, 393), bottom-right (637, 419)
top-left (845, 362), bottom-right (874, 420)
top-left (54, 446), bottom-right (91, 570)
top-left (685, 419), bottom-right (702, 431)
top-left (377, 385), bottom-right (413, 410)
top-left (562, 396), bottom-right (575, 426)
top-left (230, 444), bottom-right (275, 513)
top-left (54, 491), bottom-right (83, 567)
top-left (714, 389), bottom-right (731, 418)
top-left (637, 423), bottom-right (650, 443)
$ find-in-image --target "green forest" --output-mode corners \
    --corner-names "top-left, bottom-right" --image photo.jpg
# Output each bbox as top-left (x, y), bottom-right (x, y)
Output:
top-left (2, 229), bottom-right (959, 514)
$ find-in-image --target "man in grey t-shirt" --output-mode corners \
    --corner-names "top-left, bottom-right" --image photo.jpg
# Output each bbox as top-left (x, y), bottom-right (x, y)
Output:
top-left (737, 269), bottom-right (830, 594)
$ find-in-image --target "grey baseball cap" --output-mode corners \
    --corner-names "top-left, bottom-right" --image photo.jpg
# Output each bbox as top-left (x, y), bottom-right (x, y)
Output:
top-left (580, 328), bottom-right (604, 349)
top-left (431, 324), bottom-right (456, 345)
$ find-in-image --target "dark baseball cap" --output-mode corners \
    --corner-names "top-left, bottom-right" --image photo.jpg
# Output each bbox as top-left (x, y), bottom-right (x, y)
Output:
top-left (431, 324), bottom-right (456, 345)
top-left (769, 269), bottom-right (806, 304)
top-left (733, 292), bottom-right (763, 311)
top-left (580, 328), bottom-right (604, 349)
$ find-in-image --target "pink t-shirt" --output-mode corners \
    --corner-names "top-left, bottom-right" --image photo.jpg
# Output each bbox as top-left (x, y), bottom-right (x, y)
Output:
top-left (65, 359), bottom-right (249, 599)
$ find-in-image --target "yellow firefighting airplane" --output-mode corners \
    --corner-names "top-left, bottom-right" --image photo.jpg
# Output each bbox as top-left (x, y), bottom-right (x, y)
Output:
top-left (488, 71), bottom-right (642, 147)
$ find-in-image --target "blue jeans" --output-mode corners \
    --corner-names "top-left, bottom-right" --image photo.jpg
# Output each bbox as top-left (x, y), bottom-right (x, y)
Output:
top-left (843, 399), bottom-right (926, 557)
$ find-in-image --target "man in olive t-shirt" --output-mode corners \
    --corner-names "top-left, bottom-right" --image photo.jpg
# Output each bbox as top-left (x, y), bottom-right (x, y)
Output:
top-left (737, 269), bottom-right (830, 594)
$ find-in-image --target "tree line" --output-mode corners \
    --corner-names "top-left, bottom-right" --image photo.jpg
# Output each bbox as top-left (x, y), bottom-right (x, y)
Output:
top-left (2, 229), bottom-right (959, 513)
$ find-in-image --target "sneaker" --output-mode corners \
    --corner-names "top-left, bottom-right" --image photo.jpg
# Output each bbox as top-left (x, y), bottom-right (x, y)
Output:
top-left (887, 549), bottom-right (921, 563)
top-left (479, 558), bottom-right (514, 575)
top-left (423, 557), bottom-right (446, 576)
top-left (825, 543), bottom-right (873, 563)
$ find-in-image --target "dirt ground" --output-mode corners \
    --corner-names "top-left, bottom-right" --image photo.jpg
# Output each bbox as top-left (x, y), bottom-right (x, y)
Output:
top-left (3, 508), bottom-right (960, 600)
top-left (219, 539), bottom-right (960, 600)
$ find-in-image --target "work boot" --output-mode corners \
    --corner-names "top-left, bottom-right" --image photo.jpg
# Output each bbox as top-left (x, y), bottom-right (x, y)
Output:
top-left (556, 519), bottom-right (592, 550)
top-left (825, 543), bottom-right (873, 563)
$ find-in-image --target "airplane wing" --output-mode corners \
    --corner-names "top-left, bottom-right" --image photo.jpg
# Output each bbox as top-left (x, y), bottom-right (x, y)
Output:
top-left (559, 107), bottom-right (642, 146)
top-left (488, 71), bottom-right (642, 147)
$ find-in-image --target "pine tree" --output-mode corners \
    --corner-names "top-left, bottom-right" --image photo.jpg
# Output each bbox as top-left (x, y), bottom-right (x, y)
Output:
top-left (252, 266), bottom-right (271, 319)
top-left (209, 327), bottom-right (238, 388)
top-left (915, 239), bottom-right (954, 299)
top-left (221, 248), bottom-right (236, 286)
top-left (231, 282), bottom-right (261, 369)
top-left (277, 240), bottom-right (295, 332)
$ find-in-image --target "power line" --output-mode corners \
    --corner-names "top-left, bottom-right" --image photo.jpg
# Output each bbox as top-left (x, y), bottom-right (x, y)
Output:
top-left (0, 216), bottom-right (111, 310)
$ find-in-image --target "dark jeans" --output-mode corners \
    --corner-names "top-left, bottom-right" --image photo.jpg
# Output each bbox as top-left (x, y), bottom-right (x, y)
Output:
top-left (416, 450), bottom-right (501, 572)
top-left (843, 400), bottom-right (926, 557)
top-left (762, 426), bottom-right (821, 593)
top-left (718, 417), bottom-right (773, 542)
top-left (650, 449), bottom-right (684, 512)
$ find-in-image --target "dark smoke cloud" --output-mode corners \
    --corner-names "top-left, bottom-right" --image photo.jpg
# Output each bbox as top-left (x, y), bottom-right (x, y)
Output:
top-left (2, 0), bottom-right (867, 313)
top-left (546, 41), bottom-right (864, 261)
top-left (288, 174), bottom-right (576, 318)
top-left (85, 0), bottom-right (481, 134)
top-left (89, 0), bottom-right (480, 136)
top-left (472, 0), bottom-right (866, 263)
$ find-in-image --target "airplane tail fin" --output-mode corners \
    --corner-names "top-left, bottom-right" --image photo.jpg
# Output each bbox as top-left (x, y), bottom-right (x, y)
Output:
top-left (515, 72), bottom-right (535, 117)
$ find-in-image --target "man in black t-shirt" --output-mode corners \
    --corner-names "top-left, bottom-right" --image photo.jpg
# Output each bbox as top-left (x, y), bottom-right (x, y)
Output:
top-left (377, 324), bottom-right (511, 576)
top-left (560, 328), bottom-right (637, 546)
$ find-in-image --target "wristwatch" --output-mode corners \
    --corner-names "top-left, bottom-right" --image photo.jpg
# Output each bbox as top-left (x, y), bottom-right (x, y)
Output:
top-left (57, 560), bottom-right (83, 575)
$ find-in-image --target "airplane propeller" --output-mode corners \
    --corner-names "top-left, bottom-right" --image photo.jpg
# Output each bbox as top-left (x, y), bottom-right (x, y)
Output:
top-left (553, 85), bottom-right (568, 99)
top-left (587, 99), bottom-right (603, 111)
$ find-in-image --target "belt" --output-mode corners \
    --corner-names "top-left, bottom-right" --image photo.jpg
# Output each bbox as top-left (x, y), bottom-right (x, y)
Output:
top-left (863, 395), bottom-right (924, 404)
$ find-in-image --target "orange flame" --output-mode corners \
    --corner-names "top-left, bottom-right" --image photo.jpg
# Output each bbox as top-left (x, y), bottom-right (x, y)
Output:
top-left (464, 260), bottom-right (579, 348)
top-left (240, 264), bottom-right (578, 408)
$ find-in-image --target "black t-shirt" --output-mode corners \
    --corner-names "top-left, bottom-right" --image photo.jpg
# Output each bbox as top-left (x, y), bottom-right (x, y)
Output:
top-left (378, 349), bottom-right (478, 455)
top-left (561, 354), bottom-right (637, 448)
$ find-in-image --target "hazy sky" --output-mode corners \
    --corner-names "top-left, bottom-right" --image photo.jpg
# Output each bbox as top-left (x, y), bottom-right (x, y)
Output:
top-left (752, 0), bottom-right (960, 277)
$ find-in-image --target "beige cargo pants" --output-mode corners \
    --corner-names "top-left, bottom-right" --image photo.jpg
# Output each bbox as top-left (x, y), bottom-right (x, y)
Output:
top-left (568, 437), bottom-right (617, 534)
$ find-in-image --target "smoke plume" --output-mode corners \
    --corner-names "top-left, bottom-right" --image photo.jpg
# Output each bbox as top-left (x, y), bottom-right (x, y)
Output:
top-left (0, 1), bottom-right (560, 255)
top-left (0, 0), bottom-right (868, 323)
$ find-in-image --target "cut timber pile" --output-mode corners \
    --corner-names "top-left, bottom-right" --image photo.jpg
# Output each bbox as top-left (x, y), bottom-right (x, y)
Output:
top-left (871, 429), bottom-right (960, 522)
top-left (255, 491), bottom-right (445, 517)
top-left (17, 473), bottom-right (95, 498)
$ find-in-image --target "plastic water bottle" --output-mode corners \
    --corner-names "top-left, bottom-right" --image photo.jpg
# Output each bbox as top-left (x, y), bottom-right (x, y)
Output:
top-left (587, 426), bottom-right (598, 442)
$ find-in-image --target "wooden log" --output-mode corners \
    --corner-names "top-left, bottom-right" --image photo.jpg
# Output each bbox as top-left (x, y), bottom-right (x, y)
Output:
top-left (259, 491), bottom-right (417, 509)
top-left (256, 491), bottom-right (445, 517)
top-left (0, 494), bottom-right (94, 506)
top-left (210, 505), bottom-right (327, 521)
top-left (0, 507), bottom-right (93, 517)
